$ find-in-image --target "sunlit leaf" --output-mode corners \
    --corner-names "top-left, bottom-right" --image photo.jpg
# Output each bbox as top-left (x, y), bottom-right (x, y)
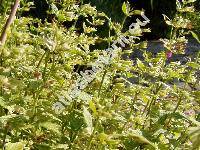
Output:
top-left (39, 122), bottom-right (61, 135)
top-left (190, 31), bottom-right (200, 43)
top-left (125, 131), bottom-right (156, 148)
top-left (83, 106), bottom-right (93, 135)
top-left (5, 142), bottom-right (24, 150)
top-left (122, 2), bottom-right (130, 16)
top-left (89, 100), bottom-right (97, 115)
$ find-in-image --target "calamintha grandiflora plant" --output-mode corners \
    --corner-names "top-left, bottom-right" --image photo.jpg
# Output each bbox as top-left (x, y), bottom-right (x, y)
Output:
top-left (0, 0), bottom-right (199, 149)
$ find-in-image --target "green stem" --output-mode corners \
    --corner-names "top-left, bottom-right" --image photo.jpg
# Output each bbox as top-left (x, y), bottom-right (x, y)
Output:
top-left (98, 69), bottom-right (107, 98)
top-left (46, 52), bottom-right (56, 79)
top-left (36, 51), bottom-right (47, 69)
top-left (87, 117), bottom-right (99, 149)
top-left (143, 83), bottom-right (162, 116)
top-left (121, 16), bottom-right (127, 30)
top-left (145, 96), bottom-right (156, 117)
top-left (173, 131), bottom-right (188, 150)
top-left (120, 92), bottom-right (138, 132)
top-left (2, 123), bottom-right (9, 150)
top-left (97, 18), bottom-right (112, 98)
top-left (42, 51), bottom-right (50, 82)
top-left (0, 0), bottom-right (3, 6)
top-left (164, 52), bottom-right (199, 128)
top-left (142, 83), bottom-right (162, 128)
top-left (165, 94), bottom-right (182, 128)
top-left (169, 26), bottom-right (173, 42)
top-left (0, 48), bottom-right (3, 66)
top-left (80, 0), bottom-right (83, 5)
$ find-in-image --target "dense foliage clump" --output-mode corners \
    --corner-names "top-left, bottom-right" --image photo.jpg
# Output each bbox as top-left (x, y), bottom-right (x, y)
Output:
top-left (0, 0), bottom-right (199, 149)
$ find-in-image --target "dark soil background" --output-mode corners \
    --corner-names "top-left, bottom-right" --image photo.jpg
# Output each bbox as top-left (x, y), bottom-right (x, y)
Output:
top-left (16, 0), bottom-right (200, 40)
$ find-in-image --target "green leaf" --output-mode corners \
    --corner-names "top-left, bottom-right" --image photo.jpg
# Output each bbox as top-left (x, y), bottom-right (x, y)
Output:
top-left (54, 144), bottom-right (69, 149)
top-left (187, 62), bottom-right (200, 69)
top-left (190, 31), bottom-right (200, 43)
top-left (98, 133), bottom-right (109, 143)
top-left (0, 114), bottom-right (18, 123)
top-left (5, 142), bottom-right (24, 150)
top-left (83, 106), bottom-right (93, 135)
top-left (129, 10), bottom-right (143, 16)
top-left (162, 14), bottom-right (172, 26)
top-left (64, 110), bottom-right (84, 132)
top-left (122, 2), bottom-right (130, 16)
top-left (127, 131), bottom-right (156, 148)
top-left (188, 126), bottom-right (200, 150)
top-left (50, 3), bottom-right (58, 14)
top-left (89, 100), bottom-right (97, 115)
top-left (171, 112), bottom-right (200, 126)
top-left (0, 96), bottom-right (6, 108)
top-left (40, 122), bottom-right (61, 135)
top-left (137, 59), bottom-right (145, 69)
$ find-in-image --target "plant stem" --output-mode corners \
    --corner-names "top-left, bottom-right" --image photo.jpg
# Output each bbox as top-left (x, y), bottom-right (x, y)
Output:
top-left (42, 51), bottom-right (50, 82)
top-left (164, 52), bottom-right (200, 128)
top-left (98, 69), bottom-right (107, 97)
top-left (0, 0), bottom-right (20, 47)
top-left (2, 123), bottom-right (9, 150)
top-left (164, 94), bottom-right (182, 128)
top-left (36, 51), bottom-right (47, 69)
top-left (121, 16), bottom-right (127, 30)
top-left (97, 18), bottom-right (112, 98)
top-left (87, 117), bottom-right (99, 149)
top-left (0, 0), bottom-right (3, 6)
top-left (120, 92), bottom-right (138, 132)
top-left (143, 83), bottom-right (162, 116)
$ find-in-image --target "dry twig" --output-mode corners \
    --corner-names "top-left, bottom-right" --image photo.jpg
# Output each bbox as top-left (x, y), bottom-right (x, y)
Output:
top-left (0, 0), bottom-right (20, 46)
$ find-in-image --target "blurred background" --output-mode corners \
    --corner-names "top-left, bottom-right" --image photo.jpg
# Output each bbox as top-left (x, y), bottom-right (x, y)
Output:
top-left (0, 0), bottom-right (199, 40)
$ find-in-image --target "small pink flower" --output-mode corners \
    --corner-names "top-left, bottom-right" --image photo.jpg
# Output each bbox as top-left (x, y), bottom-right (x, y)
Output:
top-left (184, 110), bottom-right (195, 116)
top-left (166, 51), bottom-right (172, 59)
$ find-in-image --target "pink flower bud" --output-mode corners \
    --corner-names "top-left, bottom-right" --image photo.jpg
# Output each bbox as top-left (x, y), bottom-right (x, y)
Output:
top-left (166, 51), bottom-right (172, 59)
